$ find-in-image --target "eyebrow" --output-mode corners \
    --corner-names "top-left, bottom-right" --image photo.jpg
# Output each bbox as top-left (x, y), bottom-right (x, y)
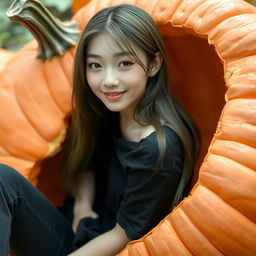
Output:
top-left (86, 51), bottom-right (133, 59)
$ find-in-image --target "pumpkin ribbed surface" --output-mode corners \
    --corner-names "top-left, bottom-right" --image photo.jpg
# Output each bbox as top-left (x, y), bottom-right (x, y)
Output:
top-left (72, 0), bottom-right (256, 255)
top-left (0, 0), bottom-right (80, 205)
top-left (0, 44), bottom-right (74, 204)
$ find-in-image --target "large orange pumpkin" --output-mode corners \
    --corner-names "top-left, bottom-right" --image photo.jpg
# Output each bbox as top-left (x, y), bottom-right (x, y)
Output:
top-left (0, 0), bottom-right (80, 205)
top-left (1, 0), bottom-right (256, 255)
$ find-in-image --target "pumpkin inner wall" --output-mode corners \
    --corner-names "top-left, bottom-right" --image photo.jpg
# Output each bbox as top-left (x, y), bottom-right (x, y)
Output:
top-left (162, 32), bottom-right (226, 186)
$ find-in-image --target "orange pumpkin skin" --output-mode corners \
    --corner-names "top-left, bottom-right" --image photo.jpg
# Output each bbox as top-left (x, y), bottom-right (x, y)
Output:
top-left (0, 41), bottom-right (72, 157)
top-left (0, 42), bottom-right (74, 204)
top-left (72, 0), bottom-right (91, 13)
top-left (0, 11), bottom-right (78, 204)
top-left (0, 0), bottom-right (82, 206)
top-left (0, 48), bottom-right (14, 72)
top-left (73, 0), bottom-right (256, 255)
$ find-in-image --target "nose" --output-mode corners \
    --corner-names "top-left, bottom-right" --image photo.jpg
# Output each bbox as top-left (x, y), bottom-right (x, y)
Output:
top-left (103, 67), bottom-right (119, 88)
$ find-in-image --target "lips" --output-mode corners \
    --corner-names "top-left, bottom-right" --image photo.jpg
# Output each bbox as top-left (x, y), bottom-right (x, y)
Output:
top-left (103, 91), bottom-right (126, 101)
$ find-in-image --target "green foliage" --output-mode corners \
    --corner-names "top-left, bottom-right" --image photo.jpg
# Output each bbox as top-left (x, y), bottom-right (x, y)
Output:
top-left (0, 0), bottom-right (72, 51)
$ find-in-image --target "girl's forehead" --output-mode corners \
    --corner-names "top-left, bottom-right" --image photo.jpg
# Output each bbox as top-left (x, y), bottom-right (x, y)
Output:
top-left (86, 33), bottom-right (142, 56)
top-left (87, 34), bottom-right (121, 51)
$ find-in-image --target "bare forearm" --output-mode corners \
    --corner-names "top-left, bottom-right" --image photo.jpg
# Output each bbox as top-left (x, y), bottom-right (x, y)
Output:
top-left (75, 170), bottom-right (95, 206)
top-left (68, 224), bottom-right (129, 256)
top-left (73, 170), bottom-right (97, 231)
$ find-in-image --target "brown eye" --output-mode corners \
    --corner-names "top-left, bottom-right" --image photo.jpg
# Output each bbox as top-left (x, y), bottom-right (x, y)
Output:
top-left (119, 61), bottom-right (134, 68)
top-left (89, 63), bottom-right (102, 69)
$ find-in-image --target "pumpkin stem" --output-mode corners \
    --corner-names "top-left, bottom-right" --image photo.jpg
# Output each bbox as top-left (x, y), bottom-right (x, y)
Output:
top-left (6, 0), bottom-right (80, 60)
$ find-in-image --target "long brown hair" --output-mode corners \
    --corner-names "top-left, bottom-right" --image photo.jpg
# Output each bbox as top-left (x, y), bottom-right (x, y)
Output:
top-left (62, 4), bottom-right (200, 208)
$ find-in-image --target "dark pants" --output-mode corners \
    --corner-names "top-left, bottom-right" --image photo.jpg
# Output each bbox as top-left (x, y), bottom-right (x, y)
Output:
top-left (0, 164), bottom-right (74, 256)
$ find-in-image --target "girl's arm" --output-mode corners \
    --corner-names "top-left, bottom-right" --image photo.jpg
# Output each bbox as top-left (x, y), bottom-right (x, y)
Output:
top-left (68, 223), bottom-right (129, 256)
top-left (72, 170), bottom-right (98, 231)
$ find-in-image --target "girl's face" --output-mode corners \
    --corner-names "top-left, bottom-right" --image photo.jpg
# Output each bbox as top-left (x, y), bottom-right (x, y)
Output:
top-left (86, 33), bottom-right (150, 118)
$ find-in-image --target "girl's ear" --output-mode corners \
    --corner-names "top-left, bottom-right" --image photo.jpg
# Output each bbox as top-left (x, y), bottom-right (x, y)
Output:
top-left (148, 52), bottom-right (163, 77)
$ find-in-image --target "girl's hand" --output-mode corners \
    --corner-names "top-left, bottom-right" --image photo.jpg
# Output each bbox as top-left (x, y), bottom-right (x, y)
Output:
top-left (72, 202), bottom-right (98, 232)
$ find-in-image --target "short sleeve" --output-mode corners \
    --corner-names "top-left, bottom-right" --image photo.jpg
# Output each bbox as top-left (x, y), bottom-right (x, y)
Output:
top-left (116, 126), bottom-right (184, 240)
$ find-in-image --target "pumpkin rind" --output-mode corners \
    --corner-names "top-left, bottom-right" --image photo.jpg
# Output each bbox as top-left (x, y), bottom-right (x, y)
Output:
top-left (0, 0), bottom-right (80, 205)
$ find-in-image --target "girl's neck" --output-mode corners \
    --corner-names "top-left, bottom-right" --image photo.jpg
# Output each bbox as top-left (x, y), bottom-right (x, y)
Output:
top-left (119, 111), bottom-right (155, 142)
top-left (119, 111), bottom-right (140, 142)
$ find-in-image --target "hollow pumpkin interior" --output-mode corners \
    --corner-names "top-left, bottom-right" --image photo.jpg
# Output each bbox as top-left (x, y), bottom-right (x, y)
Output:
top-left (162, 30), bottom-right (226, 183)
top-left (37, 26), bottom-right (226, 206)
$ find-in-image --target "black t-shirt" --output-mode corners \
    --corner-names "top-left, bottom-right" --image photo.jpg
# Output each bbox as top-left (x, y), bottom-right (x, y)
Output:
top-left (73, 125), bottom-right (184, 248)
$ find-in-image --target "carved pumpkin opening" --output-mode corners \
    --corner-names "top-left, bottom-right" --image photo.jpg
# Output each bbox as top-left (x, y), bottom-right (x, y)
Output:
top-left (163, 33), bottom-right (226, 183)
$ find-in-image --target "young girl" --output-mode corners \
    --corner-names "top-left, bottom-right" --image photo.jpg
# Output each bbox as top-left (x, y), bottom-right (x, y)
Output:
top-left (0, 4), bottom-right (199, 256)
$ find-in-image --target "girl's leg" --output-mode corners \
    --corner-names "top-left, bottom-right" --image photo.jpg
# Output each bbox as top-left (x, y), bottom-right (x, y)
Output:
top-left (0, 164), bottom-right (74, 256)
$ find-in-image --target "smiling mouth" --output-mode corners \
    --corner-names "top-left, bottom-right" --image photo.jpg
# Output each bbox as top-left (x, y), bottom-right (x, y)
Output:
top-left (103, 91), bottom-right (126, 100)
top-left (104, 91), bottom-right (125, 96)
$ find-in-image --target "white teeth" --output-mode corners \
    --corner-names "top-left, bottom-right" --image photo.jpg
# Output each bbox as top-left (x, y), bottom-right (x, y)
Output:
top-left (106, 92), bottom-right (123, 96)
